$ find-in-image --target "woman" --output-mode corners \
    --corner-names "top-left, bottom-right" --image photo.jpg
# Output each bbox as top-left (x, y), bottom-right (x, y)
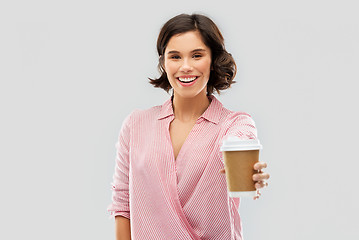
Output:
top-left (108, 13), bottom-right (270, 240)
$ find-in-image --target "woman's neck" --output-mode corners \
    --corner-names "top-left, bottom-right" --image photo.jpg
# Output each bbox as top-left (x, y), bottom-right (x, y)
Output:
top-left (171, 92), bottom-right (211, 123)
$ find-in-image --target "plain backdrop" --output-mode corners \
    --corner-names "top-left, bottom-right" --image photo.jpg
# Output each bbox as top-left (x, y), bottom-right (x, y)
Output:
top-left (1, 0), bottom-right (358, 239)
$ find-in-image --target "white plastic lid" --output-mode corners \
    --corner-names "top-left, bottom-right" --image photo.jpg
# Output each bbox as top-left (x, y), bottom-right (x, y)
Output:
top-left (220, 136), bottom-right (263, 151)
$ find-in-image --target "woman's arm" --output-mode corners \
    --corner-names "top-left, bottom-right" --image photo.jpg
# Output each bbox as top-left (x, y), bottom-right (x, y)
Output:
top-left (115, 216), bottom-right (131, 240)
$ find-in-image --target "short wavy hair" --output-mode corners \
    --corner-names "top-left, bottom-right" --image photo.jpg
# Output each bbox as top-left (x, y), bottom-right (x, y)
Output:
top-left (148, 13), bottom-right (237, 95)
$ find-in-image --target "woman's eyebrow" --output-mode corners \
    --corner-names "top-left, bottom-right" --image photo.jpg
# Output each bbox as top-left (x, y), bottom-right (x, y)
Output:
top-left (167, 49), bottom-right (207, 54)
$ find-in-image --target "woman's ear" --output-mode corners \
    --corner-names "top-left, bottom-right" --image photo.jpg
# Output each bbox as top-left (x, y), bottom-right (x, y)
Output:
top-left (159, 55), bottom-right (165, 72)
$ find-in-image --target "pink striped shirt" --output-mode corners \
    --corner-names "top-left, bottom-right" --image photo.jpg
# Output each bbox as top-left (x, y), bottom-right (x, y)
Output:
top-left (107, 94), bottom-right (258, 240)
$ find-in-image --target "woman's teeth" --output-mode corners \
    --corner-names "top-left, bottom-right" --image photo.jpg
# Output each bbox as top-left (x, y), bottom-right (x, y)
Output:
top-left (178, 77), bottom-right (197, 83)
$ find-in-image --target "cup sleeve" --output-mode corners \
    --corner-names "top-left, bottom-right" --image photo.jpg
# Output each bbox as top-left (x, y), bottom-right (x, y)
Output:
top-left (107, 111), bottom-right (134, 221)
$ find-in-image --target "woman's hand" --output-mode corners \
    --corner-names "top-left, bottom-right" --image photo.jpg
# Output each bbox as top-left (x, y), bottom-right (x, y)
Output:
top-left (218, 161), bottom-right (270, 200)
top-left (252, 161), bottom-right (270, 200)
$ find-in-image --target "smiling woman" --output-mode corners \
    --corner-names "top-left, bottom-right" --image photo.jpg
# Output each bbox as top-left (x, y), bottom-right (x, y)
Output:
top-left (107, 13), bottom-right (270, 240)
top-left (163, 30), bottom-right (212, 99)
top-left (149, 13), bottom-right (237, 96)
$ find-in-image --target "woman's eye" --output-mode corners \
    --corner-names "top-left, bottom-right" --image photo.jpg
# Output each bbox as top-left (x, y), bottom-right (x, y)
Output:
top-left (170, 55), bottom-right (180, 59)
top-left (193, 54), bottom-right (202, 58)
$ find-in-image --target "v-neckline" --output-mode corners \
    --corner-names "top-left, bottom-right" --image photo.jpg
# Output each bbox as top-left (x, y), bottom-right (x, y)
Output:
top-left (166, 95), bottom-right (212, 162)
top-left (168, 117), bottom-right (197, 162)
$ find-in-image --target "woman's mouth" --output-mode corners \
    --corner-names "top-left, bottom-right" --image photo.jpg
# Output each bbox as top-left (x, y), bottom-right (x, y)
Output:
top-left (176, 76), bottom-right (198, 87)
top-left (178, 76), bottom-right (197, 83)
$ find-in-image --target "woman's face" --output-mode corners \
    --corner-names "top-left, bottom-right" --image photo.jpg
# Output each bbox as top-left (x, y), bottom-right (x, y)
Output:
top-left (163, 30), bottom-right (212, 99)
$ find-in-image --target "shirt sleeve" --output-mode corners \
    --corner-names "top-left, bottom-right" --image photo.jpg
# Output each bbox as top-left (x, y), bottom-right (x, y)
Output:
top-left (107, 111), bottom-right (133, 221)
top-left (224, 111), bottom-right (258, 140)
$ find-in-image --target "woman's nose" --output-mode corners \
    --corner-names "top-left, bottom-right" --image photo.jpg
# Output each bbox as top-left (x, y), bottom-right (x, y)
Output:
top-left (179, 59), bottom-right (193, 72)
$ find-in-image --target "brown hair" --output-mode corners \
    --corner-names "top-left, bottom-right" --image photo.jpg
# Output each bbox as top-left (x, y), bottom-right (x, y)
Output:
top-left (148, 13), bottom-right (237, 95)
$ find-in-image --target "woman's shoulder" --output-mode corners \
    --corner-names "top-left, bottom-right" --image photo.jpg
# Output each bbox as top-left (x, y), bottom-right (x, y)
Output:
top-left (124, 104), bottom-right (163, 123)
top-left (220, 106), bottom-right (258, 139)
top-left (221, 105), bottom-right (254, 123)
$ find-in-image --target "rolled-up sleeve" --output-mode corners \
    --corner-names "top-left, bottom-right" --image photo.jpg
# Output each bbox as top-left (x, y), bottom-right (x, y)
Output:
top-left (107, 112), bottom-right (132, 221)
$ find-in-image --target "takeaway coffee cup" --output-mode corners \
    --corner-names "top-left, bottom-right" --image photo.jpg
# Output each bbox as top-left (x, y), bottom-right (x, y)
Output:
top-left (220, 136), bottom-right (263, 197)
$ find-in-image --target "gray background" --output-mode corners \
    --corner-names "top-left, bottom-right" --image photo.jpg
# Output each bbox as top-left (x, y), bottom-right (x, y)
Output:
top-left (1, 0), bottom-right (358, 239)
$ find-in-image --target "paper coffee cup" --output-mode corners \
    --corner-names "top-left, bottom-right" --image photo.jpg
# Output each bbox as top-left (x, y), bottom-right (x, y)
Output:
top-left (220, 136), bottom-right (263, 197)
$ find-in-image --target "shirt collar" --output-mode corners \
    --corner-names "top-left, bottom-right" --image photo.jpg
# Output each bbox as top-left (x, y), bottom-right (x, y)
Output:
top-left (157, 95), bottom-right (222, 125)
